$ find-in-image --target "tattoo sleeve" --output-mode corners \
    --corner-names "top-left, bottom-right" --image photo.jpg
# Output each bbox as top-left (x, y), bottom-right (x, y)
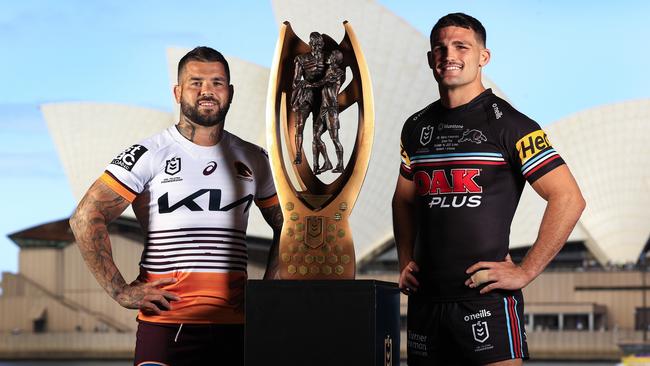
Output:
top-left (260, 203), bottom-right (283, 279)
top-left (69, 179), bottom-right (131, 303)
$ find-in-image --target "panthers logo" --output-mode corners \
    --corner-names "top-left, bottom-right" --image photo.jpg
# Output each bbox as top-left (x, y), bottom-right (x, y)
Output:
top-left (459, 129), bottom-right (487, 144)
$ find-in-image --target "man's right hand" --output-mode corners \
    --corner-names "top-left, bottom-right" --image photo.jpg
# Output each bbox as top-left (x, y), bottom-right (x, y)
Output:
top-left (399, 261), bottom-right (420, 295)
top-left (115, 278), bottom-right (181, 315)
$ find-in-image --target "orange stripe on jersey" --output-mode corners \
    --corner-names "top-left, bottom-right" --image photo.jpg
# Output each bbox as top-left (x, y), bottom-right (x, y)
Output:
top-left (100, 171), bottom-right (136, 202)
top-left (137, 271), bottom-right (247, 324)
top-left (255, 193), bottom-right (278, 209)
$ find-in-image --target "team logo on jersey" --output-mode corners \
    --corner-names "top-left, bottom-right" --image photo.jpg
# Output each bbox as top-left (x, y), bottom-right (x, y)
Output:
top-left (459, 129), bottom-right (487, 144)
top-left (472, 321), bottom-right (490, 343)
top-left (203, 161), bottom-right (217, 176)
top-left (110, 144), bottom-right (148, 171)
top-left (165, 157), bottom-right (181, 175)
top-left (516, 129), bottom-right (551, 164)
top-left (234, 161), bottom-right (253, 181)
top-left (419, 125), bottom-right (433, 146)
top-left (492, 103), bottom-right (503, 119)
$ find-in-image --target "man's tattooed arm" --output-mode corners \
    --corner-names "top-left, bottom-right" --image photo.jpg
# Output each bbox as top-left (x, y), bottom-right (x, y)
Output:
top-left (260, 203), bottom-right (283, 279)
top-left (69, 179), bottom-right (179, 314)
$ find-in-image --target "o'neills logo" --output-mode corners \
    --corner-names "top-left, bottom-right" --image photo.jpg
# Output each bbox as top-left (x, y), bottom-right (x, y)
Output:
top-left (464, 309), bottom-right (492, 322)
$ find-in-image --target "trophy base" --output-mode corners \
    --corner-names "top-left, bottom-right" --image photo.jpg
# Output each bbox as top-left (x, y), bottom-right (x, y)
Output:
top-left (245, 280), bottom-right (400, 366)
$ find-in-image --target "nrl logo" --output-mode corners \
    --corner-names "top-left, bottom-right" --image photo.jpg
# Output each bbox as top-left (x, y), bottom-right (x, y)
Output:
top-left (420, 125), bottom-right (433, 146)
top-left (472, 320), bottom-right (490, 343)
top-left (165, 157), bottom-right (181, 176)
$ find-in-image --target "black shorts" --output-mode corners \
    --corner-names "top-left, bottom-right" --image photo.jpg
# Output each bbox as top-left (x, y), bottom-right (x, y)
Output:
top-left (407, 291), bottom-right (528, 365)
top-left (134, 321), bottom-right (244, 366)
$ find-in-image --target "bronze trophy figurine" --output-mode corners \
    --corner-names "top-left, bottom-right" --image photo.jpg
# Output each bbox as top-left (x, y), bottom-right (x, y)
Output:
top-left (266, 21), bottom-right (374, 279)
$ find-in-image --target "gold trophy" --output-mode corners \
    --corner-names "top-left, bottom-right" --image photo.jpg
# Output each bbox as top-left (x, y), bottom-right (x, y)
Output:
top-left (266, 21), bottom-right (374, 279)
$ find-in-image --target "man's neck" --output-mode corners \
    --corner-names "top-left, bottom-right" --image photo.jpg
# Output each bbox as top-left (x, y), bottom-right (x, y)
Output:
top-left (439, 83), bottom-right (486, 109)
top-left (176, 117), bottom-right (224, 146)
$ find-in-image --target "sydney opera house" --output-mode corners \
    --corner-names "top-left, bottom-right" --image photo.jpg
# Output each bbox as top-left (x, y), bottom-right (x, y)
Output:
top-left (1, 0), bottom-right (649, 361)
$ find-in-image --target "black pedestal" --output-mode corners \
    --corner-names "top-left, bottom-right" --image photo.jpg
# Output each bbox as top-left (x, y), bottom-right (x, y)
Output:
top-left (245, 280), bottom-right (400, 366)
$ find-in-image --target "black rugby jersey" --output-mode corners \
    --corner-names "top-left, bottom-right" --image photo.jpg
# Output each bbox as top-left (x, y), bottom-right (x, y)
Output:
top-left (399, 89), bottom-right (565, 301)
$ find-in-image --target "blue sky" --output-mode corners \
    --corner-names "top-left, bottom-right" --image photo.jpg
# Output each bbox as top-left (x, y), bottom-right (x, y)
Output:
top-left (1, 0), bottom-right (649, 274)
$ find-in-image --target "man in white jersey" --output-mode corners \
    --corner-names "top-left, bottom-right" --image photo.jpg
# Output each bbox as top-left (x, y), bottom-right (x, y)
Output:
top-left (70, 47), bottom-right (282, 366)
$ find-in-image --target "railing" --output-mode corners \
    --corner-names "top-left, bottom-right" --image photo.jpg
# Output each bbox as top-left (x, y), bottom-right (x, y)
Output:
top-left (0, 332), bottom-right (135, 359)
top-left (14, 273), bottom-right (132, 332)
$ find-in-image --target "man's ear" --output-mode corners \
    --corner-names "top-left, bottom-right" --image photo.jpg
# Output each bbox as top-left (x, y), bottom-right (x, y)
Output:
top-left (173, 85), bottom-right (181, 103)
top-left (427, 50), bottom-right (434, 69)
top-left (228, 84), bottom-right (234, 104)
top-left (479, 48), bottom-right (491, 67)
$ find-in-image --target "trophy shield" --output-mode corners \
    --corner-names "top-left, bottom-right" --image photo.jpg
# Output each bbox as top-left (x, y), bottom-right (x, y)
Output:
top-left (266, 21), bottom-right (374, 279)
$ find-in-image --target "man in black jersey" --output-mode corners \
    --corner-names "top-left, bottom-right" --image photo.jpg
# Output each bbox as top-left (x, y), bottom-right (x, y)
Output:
top-left (392, 13), bottom-right (585, 365)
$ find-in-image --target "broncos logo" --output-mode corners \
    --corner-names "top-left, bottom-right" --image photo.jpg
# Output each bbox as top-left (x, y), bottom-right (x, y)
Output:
top-left (459, 129), bottom-right (487, 144)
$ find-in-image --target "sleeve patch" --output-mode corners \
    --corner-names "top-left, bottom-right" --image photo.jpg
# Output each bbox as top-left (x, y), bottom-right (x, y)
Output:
top-left (400, 142), bottom-right (411, 167)
top-left (111, 144), bottom-right (148, 172)
top-left (516, 130), bottom-right (552, 165)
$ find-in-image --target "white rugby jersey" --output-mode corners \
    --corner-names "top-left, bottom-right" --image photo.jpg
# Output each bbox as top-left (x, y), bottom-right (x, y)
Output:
top-left (100, 125), bottom-right (277, 324)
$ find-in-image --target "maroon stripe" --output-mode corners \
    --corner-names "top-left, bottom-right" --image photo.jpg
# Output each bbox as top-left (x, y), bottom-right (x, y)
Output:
top-left (147, 233), bottom-right (246, 241)
top-left (143, 265), bottom-right (246, 273)
top-left (508, 297), bottom-right (522, 358)
top-left (142, 258), bottom-right (247, 266)
top-left (257, 192), bottom-right (277, 201)
top-left (145, 254), bottom-right (247, 262)
top-left (146, 249), bottom-right (247, 257)
top-left (148, 227), bottom-right (246, 235)
top-left (145, 239), bottom-right (247, 248)
top-left (104, 170), bottom-right (138, 196)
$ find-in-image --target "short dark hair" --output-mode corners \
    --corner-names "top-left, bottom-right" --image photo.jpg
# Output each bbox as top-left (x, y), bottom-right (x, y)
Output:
top-left (177, 46), bottom-right (230, 82)
top-left (430, 13), bottom-right (486, 46)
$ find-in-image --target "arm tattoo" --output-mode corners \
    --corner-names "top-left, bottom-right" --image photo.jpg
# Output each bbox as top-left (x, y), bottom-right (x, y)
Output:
top-left (260, 203), bottom-right (283, 231)
top-left (260, 203), bottom-right (283, 279)
top-left (70, 180), bottom-right (131, 303)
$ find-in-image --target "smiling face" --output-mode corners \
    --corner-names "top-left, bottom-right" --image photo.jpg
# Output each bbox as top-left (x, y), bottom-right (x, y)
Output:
top-left (428, 26), bottom-right (490, 92)
top-left (174, 60), bottom-right (233, 127)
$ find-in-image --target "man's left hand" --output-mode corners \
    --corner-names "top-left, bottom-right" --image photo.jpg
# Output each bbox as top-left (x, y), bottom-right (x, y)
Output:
top-left (464, 255), bottom-right (533, 294)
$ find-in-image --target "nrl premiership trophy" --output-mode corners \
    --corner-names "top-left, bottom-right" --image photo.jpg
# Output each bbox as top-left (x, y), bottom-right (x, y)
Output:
top-left (266, 21), bottom-right (374, 279)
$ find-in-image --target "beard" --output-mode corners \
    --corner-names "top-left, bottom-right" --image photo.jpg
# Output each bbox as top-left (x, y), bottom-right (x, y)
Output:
top-left (180, 97), bottom-right (230, 127)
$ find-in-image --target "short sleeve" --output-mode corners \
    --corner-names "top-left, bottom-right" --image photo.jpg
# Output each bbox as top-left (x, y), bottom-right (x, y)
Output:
top-left (399, 125), bottom-right (414, 180)
top-left (253, 147), bottom-right (278, 208)
top-left (102, 143), bottom-right (153, 202)
top-left (499, 114), bottom-right (565, 184)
